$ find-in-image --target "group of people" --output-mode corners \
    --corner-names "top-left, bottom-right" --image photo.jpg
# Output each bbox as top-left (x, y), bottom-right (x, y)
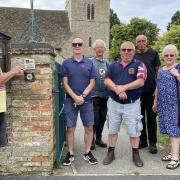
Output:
top-left (0, 34), bottom-right (179, 170)
top-left (61, 35), bottom-right (180, 170)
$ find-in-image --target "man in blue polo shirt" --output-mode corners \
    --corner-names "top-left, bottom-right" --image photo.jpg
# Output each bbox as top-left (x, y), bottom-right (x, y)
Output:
top-left (103, 41), bottom-right (147, 167)
top-left (61, 38), bottom-right (98, 166)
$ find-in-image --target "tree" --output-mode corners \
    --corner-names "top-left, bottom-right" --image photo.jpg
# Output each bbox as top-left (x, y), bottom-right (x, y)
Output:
top-left (154, 25), bottom-right (180, 62)
top-left (109, 17), bottom-right (159, 60)
top-left (167, 11), bottom-right (180, 30)
top-left (110, 9), bottom-right (120, 29)
top-left (109, 23), bottom-right (128, 60)
top-left (127, 18), bottom-right (159, 45)
top-left (109, 9), bottom-right (120, 48)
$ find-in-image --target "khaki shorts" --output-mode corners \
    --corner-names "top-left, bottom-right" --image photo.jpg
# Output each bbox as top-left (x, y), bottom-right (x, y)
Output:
top-left (107, 97), bottom-right (143, 137)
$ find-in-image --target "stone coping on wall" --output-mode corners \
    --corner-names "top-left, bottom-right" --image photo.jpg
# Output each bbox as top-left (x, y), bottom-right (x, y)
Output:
top-left (9, 42), bottom-right (56, 56)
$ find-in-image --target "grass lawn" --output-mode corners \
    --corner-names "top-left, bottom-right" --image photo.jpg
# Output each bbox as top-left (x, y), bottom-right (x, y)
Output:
top-left (157, 127), bottom-right (170, 149)
top-left (156, 119), bottom-right (171, 150)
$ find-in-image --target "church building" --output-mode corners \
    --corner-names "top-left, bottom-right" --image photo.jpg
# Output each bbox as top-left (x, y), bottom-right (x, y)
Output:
top-left (0, 0), bottom-right (110, 60)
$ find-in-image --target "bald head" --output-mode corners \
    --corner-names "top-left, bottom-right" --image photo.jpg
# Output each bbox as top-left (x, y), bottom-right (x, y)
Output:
top-left (136, 35), bottom-right (148, 52)
top-left (136, 35), bottom-right (147, 42)
top-left (72, 38), bottom-right (84, 44)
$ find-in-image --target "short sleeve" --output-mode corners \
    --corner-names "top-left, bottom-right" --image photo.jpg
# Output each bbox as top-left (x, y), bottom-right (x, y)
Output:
top-left (105, 64), bottom-right (112, 79)
top-left (154, 51), bottom-right (161, 67)
top-left (137, 62), bottom-right (147, 80)
top-left (61, 62), bottom-right (68, 78)
top-left (90, 62), bottom-right (97, 79)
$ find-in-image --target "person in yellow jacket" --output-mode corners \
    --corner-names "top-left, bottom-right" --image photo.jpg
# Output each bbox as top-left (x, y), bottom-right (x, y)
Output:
top-left (0, 66), bottom-right (24, 147)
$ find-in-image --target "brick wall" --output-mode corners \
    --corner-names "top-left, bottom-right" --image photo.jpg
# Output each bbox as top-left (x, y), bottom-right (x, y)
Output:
top-left (0, 43), bottom-right (56, 175)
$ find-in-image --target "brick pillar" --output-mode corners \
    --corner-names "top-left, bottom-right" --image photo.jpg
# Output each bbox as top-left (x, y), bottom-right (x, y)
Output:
top-left (0, 43), bottom-right (56, 175)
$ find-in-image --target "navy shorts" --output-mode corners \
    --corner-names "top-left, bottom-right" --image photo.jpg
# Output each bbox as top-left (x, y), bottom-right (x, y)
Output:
top-left (64, 98), bottom-right (94, 128)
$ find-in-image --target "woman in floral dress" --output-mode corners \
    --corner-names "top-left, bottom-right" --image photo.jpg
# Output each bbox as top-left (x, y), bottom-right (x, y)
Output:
top-left (153, 44), bottom-right (180, 169)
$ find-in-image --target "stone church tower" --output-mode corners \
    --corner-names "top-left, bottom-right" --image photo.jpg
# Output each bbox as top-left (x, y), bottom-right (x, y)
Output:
top-left (65, 0), bottom-right (110, 58)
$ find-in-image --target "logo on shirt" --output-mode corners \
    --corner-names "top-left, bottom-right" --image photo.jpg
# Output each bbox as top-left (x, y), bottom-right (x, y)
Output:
top-left (99, 68), bottom-right (105, 75)
top-left (128, 68), bottom-right (135, 75)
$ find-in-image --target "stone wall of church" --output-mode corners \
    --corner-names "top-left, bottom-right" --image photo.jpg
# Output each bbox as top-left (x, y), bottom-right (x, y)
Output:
top-left (60, 27), bottom-right (109, 60)
top-left (63, 0), bottom-right (110, 60)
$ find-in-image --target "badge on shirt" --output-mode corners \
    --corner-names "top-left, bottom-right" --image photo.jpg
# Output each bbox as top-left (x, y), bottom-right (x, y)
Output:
top-left (99, 68), bottom-right (105, 75)
top-left (128, 68), bottom-right (135, 74)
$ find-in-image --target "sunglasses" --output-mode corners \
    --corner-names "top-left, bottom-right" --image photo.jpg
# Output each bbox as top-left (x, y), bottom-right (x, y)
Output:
top-left (164, 54), bottom-right (175, 57)
top-left (72, 43), bottom-right (83, 47)
top-left (121, 49), bottom-right (133, 52)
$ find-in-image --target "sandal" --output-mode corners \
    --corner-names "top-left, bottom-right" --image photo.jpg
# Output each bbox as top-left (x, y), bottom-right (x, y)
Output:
top-left (162, 153), bottom-right (173, 161)
top-left (166, 159), bottom-right (180, 169)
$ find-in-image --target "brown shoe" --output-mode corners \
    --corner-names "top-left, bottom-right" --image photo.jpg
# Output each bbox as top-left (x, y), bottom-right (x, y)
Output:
top-left (103, 150), bottom-right (115, 165)
top-left (133, 150), bottom-right (143, 167)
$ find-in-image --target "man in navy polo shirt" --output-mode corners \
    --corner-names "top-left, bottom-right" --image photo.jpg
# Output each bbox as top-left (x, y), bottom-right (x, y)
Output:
top-left (61, 38), bottom-right (98, 166)
top-left (103, 41), bottom-right (147, 167)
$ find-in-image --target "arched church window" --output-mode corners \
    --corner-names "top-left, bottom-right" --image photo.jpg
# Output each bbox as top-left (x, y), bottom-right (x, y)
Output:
top-left (87, 4), bottom-right (90, 20)
top-left (89, 37), bottom-right (92, 47)
top-left (91, 4), bottom-right (94, 20)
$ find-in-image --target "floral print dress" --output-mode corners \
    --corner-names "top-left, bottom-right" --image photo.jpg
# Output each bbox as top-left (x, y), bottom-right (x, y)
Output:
top-left (157, 65), bottom-right (180, 137)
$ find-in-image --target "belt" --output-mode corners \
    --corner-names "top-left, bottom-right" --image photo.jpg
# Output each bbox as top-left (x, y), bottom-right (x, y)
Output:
top-left (113, 98), bottom-right (139, 104)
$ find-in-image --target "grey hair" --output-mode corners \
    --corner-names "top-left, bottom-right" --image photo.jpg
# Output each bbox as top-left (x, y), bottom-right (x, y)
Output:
top-left (162, 44), bottom-right (178, 56)
top-left (121, 41), bottom-right (135, 51)
top-left (92, 39), bottom-right (106, 49)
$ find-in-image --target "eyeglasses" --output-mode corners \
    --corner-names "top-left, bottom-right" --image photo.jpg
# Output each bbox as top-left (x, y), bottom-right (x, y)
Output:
top-left (72, 43), bottom-right (83, 47)
top-left (121, 49), bottom-right (133, 52)
top-left (164, 54), bottom-right (175, 57)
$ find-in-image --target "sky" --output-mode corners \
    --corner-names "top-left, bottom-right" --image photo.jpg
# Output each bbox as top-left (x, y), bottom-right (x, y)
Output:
top-left (0, 0), bottom-right (179, 35)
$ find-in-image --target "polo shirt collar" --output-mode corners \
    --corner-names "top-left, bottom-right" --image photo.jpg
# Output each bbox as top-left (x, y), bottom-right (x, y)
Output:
top-left (95, 57), bottom-right (104, 62)
top-left (71, 56), bottom-right (85, 63)
top-left (119, 59), bottom-right (135, 67)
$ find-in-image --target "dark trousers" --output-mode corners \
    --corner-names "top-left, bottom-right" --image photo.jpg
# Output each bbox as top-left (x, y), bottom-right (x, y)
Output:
top-left (140, 92), bottom-right (157, 144)
top-left (92, 97), bottom-right (107, 140)
top-left (0, 112), bottom-right (7, 147)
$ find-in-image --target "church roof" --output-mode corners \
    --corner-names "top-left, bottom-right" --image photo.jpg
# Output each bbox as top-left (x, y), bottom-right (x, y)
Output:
top-left (0, 7), bottom-right (71, 48)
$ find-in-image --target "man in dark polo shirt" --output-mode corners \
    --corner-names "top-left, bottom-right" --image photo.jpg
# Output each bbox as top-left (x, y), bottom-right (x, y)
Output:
top-left (61, 38), bottom-right (98, 166)
top-left (102, 41), bottom-right (146, 167)
top-left (135, 35), bottom-right (161, 154)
